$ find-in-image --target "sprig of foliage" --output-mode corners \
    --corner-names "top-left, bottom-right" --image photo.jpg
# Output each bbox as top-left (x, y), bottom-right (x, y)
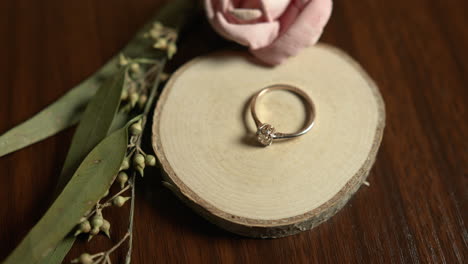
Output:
top-left (2, 0), bottom-right (198, 263)
top-left (70, 59), bottom-right (163, 264)
top-left (66, 19), bottom-right (177, 264)
top-left (3, 120), bottom-right (132, 264)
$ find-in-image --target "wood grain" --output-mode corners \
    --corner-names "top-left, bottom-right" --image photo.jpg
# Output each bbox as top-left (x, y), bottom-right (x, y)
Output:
top-left (152, 46), bottom-right (385, 237)
top-left (0, 0), bottom-right (466, 263)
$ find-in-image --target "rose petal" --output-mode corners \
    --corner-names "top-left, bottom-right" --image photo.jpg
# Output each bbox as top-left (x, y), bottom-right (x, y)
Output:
top-left (205, 0), bottom-right (233, 17)
top-left (251, 0), bottom-right (333, 65)
top-left (220, 0), bottom-right (231, 12)
top-left (228, 8), bottom-right (263, 22)
top-left (215, 12), bottom-right (280, 49)
top-left (259, 0), bottom-right (291, 21)
top-left (237, 0), bottom-right (290, 21)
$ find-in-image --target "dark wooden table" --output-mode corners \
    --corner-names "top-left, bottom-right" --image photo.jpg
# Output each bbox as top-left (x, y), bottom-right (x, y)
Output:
top-left (0, 0), bottom-right (466, 263)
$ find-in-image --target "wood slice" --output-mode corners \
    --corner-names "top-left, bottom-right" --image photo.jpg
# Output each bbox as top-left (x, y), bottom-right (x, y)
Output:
top-left (152, 44), bottom-right (385, 238)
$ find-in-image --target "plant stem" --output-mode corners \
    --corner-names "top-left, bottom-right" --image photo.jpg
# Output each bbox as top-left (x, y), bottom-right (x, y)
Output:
top-left (143, 60), bottom-right (166, 115)
top-left (124, 59), bottom-right (166, 263)
top-left (84, 185), bottom-right (131, 218)
top-left (125, 175), bottom-right (136, 264)
top-left (106, 185), bottom-right (131, 203)
top-left (94, 232), bottom-right (130, 264)
top-left (108, 232), bottom-right (131, 255)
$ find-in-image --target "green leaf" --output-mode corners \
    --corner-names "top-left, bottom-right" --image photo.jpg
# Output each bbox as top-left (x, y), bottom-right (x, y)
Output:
top-left (0, 52), bottom-right (121, 158)
top-left (2, 0), bottom-right (199, 263)
top-left (0, 63), bottom-right (113, 157)
top-left (36, 117), bottom-right (143, 264)
top-left (109, 110), bottom-right (136, 134)
top-left (56, 68), bottom-right (126, 192)
top-left (29, 69), bottom-right (126, 264)
top-left (37, 237), bottom-right (74, 264)
top-left (3, 125), bottom-right (129, 264)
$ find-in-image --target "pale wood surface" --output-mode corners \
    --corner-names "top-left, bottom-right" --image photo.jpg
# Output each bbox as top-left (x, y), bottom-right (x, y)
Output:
top-left (152, 44), bottom-right (385, 237)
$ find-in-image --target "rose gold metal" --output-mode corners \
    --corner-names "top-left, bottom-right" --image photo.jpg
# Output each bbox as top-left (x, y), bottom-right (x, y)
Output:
top-left (250, 84), bottom-right (316, 146)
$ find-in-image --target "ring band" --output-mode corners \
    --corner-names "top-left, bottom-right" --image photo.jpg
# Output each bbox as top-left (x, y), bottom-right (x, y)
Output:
top-left (250, 84), bottom-right (316, 146)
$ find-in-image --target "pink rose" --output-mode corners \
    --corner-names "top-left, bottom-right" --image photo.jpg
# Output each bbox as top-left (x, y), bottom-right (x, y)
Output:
top-left (204, 0), bottom-right (333, 65)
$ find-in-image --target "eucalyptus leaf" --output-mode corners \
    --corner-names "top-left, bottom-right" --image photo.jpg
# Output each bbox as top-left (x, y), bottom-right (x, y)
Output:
top-left (37, 115), bottom-right (142, 264)
top-left (2, 0), bottom-right (199, 263)
top-left (3, 125), bottom-right (130, 264)
top-left (109, 110), bottom-right (136, 134)
top-left (0, 66), bottom-right (110, 157)
top-left (37, 237), bottom-right (74, 264)
top-left (35, 69), bottom-right (126, 264)
top-left (56, 68), bottom-right (126, 192)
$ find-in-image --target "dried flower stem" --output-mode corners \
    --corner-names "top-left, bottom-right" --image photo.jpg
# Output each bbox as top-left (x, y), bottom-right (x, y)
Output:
top-left (84, 185), bottom-right (131, 219)
top-left (124, 59), bottom-right (167, 263)
top-left (93, 232), bottom-right (130, 264)
top-left (125, 175), bottom-right (136, 264)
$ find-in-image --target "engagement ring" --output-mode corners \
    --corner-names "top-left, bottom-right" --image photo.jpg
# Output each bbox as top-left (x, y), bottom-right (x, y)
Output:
top-left (250, 84), bottom-right (316, 146)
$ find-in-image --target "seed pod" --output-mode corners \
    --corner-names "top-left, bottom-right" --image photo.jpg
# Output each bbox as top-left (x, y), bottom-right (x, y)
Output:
top-left (120, 157), bottom-right (130, 171)
top-left (138, 94), bottom-right (148, 108)
top-left (153, 22), bottom-right (163, 31)
top-left (74, 220), bottom-right (92, 236)
top-left (167, 43), bottom-right (177, 59)
top-left (149, 28), bottom-right (161, 39)
top-left (88, 226), bottom-right (100, 241)
top-left (71, 253), bottom-right (93, 264)
top-left (153, 38), bottom-right (168, 49)
top-left (136, 164), bottom-right (144, 177)
top-left (117, 171), bottom-right (128, 189)
top-left (80, 220), bottom-right (91, 233)
top-left (90, 226), bottom-right (100, 235)
top-left (119, 54), bottom-right (128, 66)
top-left (121, 89), bottom-right (128, 101)
top-left (100, 219), bottom-right (111, 238)
top-left (130, 123), bottom-right (142, 136)
top-left (133, 153), bottom-right (145, 166)
top-left (145, 155), bottom-right (156, 167)
top-left (160, 72), bottom-right (170, 82)
top-left (130, 63), bottom-right (140, 74)
top-left (113, 196), bottom-right (131, 207)
top-left (134, 161), bottom-right (145, 176)
top-left (91, 214), bottom-right (103, 229)
top-left (129, 92), bottom-right (139, 107)
top-left (79, 253), bottom-right (93, 264)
